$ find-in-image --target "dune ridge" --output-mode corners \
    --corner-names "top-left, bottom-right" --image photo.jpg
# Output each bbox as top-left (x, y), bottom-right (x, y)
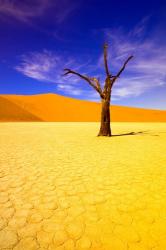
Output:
top-left (0, 93), bottom-right (166, 122)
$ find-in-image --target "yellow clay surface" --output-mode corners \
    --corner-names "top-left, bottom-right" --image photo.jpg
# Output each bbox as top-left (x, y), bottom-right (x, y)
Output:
top-left (0, 122), bottom-right (166, 250)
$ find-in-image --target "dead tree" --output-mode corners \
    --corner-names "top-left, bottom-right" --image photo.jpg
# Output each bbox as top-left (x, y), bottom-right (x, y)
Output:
top-left (64, 44), bottom-right (133, 136)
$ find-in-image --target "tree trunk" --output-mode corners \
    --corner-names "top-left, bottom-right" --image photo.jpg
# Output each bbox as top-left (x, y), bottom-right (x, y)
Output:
top-left (98, 98), bottom-right (111, 136)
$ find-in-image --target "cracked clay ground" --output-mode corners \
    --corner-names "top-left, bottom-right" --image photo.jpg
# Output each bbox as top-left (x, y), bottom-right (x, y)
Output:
top-left (0, 122), bottom-right (166, 250)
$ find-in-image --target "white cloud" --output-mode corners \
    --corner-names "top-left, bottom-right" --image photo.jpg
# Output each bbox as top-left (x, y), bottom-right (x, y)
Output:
top-left (15, 50), bottom-right (91, 84)
top-left (15, 50), bottom-right (61, 82)
top-left (57, 84), bottom-right (82, 96)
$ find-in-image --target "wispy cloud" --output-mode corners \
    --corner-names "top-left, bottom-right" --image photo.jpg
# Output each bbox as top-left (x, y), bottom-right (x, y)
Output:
top-left (0, 0), bottom-right (49, 23)
top-left (57, 84), bottom-right (82, 96)
top-left (15, 49), bottom-right (95, 99)
top-left (57, 84), bottom-right (99, 101)
top-left (15, 50), bottom-right (78, 83)
top-left (16, 50), bottom-right (60, 82)
top-left (0, 0), bottom-right (77, 24)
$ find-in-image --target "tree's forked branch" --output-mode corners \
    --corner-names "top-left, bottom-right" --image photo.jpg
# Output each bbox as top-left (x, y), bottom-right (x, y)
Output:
top-left (63, 69), bottom-right (104, 98)
top-left (111, 55), bottom-right (133, 87)
top-left (89, 77), bottom-right (103, 93)
top-left (104, 43), bottom-right (111, 78)
top-left (116, 56), bottom-right (133, 78)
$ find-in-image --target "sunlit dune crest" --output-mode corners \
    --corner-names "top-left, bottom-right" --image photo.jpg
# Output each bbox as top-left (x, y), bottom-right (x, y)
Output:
top-left (0, 93), bottom-right (166, 122)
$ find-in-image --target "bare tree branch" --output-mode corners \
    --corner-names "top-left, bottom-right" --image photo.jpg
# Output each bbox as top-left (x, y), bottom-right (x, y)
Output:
top-left (89, 77), bottom-right (103, 94)
top-left (111, 55), bottom-right (133, 87)
top-left (104, 43), bottom-right (111, 77)
top-left (116, 56), bottom-right (133, 78)
top-left (63, 69), bottom-right (104, 97)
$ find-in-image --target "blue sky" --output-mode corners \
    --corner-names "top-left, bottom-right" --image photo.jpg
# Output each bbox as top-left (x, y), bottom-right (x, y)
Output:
top-left (0, 0), bottom-right (166, 109)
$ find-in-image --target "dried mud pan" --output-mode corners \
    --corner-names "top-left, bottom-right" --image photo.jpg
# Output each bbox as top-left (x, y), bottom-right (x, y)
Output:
top-left (0, 122), bottom-right (166, 250)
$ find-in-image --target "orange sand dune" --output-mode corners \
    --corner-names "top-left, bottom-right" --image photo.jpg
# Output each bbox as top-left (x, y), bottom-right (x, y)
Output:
top-left (0, 93), bottom-right (166, 122)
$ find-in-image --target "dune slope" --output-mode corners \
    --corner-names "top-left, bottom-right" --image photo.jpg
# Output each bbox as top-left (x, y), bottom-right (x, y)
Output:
top-left (0, 96), bottom-right (42, 121)
top-left (0, 93), bottom-right (166, 122)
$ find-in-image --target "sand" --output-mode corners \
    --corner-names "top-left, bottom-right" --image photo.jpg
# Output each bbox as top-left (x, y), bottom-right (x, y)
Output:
top-left (1, 94), bottom-right (166, 122)
top-left (0, 122), bottom-right (166, 249)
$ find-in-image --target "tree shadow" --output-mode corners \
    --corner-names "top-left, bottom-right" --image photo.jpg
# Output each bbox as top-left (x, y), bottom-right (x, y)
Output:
top-left (111, 131), bottom-right (148, 137)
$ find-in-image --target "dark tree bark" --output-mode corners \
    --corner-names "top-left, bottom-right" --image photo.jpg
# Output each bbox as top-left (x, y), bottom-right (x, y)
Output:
top-left (98, 98), bottom-right (111, 136)
top-left (64, 44), bottom-right (133, 136)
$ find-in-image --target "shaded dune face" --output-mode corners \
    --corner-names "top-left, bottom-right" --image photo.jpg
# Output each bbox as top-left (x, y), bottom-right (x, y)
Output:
top-left (0, 94), bottom-right (166, 122)
top-left (0, 96), bottom-right (42, 121)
